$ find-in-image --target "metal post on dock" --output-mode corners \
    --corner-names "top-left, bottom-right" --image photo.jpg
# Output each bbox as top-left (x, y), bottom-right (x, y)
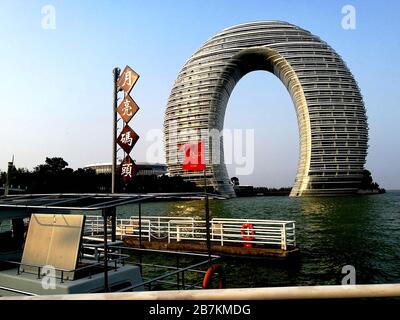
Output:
top-left (204, 169), bottom-right (211, 263)
top-left (138, 202), bottom-right (143, 276)
top-left (138, 202), bottom-right (142, 248)
top-left (176, 255), bottom-right (180, 290)
top-left (111, 207), bottom-right (116, 242)
top-left (102, 208), bottom-right (110, 292)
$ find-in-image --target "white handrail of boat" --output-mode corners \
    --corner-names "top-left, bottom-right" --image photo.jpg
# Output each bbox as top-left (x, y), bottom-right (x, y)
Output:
top-left (4, 284), bottom-right (400, 300)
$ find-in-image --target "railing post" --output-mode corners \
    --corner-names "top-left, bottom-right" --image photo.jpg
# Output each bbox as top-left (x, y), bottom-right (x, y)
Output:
top-left (148, 221), bottom-right (151, 242)
top-left (168, 222), bottom-right (171, 243)
top-left (176, 255), bottom-right (180, 290)
top-left (293, 222), bottom-right (296, 247)
top-left (158, 217), bottom-right (161, 238)
top-left (281, 224), bottom-right (287, 250)
top-left (221, 224), bottom-right (224, 246)
top-left (102, 208), bottom-right (110, 292)
top-left (111, 207), bottom-right (116, 242)
top-left (177, 226), bottom-right (180, 242)
top-left (138, 202), bottom-right (142, 249)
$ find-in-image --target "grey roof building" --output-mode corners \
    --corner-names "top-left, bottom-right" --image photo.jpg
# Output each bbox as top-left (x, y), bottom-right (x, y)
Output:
top-left (84, 162), bottom-right (167, 176)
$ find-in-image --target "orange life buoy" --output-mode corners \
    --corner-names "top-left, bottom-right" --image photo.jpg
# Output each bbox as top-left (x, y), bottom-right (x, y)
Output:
top-left (202, 264), bottom-right (226, 289)
top-left (240, 223), bottom-right (255, 241)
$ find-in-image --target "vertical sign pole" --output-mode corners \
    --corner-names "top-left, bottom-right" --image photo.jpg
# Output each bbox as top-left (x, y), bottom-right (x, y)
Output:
top-left (138, 202), bottom-right (143, 276)
top-left (112, 67), bottom-right (120, 194)
top-left (139, 202), bottom-right (142, 248)
top-left (116, 66), bottom-right (140, 189)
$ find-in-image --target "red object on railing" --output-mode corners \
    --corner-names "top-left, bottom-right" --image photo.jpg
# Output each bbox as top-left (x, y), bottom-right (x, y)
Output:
top-left (240, 223), bottom-right (255, 248)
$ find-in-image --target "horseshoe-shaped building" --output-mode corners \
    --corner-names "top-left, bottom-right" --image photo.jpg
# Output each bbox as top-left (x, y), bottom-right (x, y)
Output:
top-left (164, 21), bottom-right (368, 197)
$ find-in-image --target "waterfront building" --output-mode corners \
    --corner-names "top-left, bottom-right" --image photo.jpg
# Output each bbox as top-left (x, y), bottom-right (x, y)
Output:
top-left (164, 21), bottom-right (368, 197)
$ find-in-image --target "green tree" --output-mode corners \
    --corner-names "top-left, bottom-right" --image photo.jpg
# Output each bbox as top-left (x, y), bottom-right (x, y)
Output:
top-left (231, 177), bottom-right (240, 186)
top-left (359, 169), bottom-right (385, 193)
top-left (35, 157), bottom-right (68, 174)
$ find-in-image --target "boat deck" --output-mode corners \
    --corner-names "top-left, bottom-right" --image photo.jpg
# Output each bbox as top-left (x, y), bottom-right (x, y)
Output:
top-left (0, 264), bottom-right (143, 296)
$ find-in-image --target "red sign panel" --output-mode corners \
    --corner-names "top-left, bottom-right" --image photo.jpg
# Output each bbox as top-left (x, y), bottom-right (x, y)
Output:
top-left (117, 94), bottom-right (139, 124)
top-left (117, 125), bottom-right (139, 154)
top-left (117, 65), bottom-right (139, 94)
top-left (179, 141), bottom-right (206, 171)
top-left (119, 155), bottom-right (138, 184)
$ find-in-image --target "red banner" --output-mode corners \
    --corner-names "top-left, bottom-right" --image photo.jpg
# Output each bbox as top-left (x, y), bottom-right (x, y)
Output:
top-left (179, 141), bottom-right (206, 171)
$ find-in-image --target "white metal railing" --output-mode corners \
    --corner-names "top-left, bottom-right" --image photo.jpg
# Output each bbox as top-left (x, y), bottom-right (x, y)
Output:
top-left (209, 218), bottom-right (296, 250)
top-left (84, 215), bottom-right (296, 251)
top-left (85, 215), bottom-right (105, 236)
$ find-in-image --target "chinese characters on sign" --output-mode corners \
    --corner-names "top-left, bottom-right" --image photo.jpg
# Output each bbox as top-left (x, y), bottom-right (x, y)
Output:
top-left (117, 95), bottom-right (139, 123)
top-left (115, 65), bottom-right (140, 185)
top-left (119, 155), bottom-right (138, 185)
top-left (117, 65), bottom-right (139, 94)
top-left (117, 125), bottom-right (139, 154)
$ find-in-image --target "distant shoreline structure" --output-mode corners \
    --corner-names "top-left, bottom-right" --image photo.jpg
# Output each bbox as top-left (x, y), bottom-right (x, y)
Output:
top-left (84, 162), bottom-right (167, 176)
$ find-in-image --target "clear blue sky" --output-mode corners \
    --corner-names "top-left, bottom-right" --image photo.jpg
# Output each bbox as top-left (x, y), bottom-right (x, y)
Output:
top-left (1, 0), bottom-right (399, 189)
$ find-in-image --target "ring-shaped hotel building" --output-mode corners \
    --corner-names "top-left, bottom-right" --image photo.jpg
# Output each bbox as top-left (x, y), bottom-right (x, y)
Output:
top-left (164, 21), bottom-right (368, 197)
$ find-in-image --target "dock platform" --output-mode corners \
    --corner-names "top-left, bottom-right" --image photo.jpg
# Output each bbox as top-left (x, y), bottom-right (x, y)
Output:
top-left (123, 238), bottom-right (299, 257)
top-left (86, 216), bottom-right (298, 258)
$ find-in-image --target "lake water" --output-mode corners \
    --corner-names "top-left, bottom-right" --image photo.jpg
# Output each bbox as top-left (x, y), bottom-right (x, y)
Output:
top-left (117, 191), bottom-right (400, 288)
